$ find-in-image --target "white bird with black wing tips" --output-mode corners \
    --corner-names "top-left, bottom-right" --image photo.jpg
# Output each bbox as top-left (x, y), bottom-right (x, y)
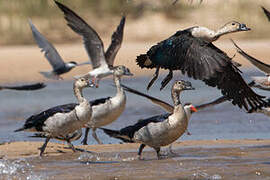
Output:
top-left (55, 1), bottom-right (126, 87)
top-left (29, 20), bottom-right (89, 80)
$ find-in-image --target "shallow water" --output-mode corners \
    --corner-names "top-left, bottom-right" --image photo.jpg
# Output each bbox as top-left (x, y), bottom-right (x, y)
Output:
top-left (1, 70), bottom-right (270, 179)
top-left (1, 69), bottom-right (270, 145)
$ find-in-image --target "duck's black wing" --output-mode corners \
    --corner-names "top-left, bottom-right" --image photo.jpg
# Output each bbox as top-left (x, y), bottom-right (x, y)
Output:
top-left (105, 16), bottom-right (126, 67)
top-left (121, 83), bottom-right (174, 112)
top-left (261, 6), bottom-right (270, 22)
top-left (90, 97), bottom-right (111, 106)
top-left (14, 103), bottom-right (77, 132)
top-left (101, 114), bottom-right (170, 143)
top-left (137, 30), bottom-right (267, 111)
top-left (0, 83), bottom-right (46, 91)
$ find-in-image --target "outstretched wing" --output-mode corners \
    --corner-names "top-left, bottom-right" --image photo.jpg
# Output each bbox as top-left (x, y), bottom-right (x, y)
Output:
top-left (261, 6), bottom-right (270, 22)
top-left (105, 16), bottom-right (126, 67)
top-left (0, 82), bottom-right (46, 91)
top-left (145, 31), bottom-right (266, 111)
top-left (55, 1), bottom-right (108, 69)
top-left (232, 40), bottom-right (270, 74)
top-left (121, 84), bottom-right (174, 112)
top-left (29, 20), bottom-right (66, 70)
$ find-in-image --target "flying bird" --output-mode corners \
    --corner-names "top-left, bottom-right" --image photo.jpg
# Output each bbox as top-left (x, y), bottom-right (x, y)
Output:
top-left (55, 1), bottom-right (126, 87)
top-left (29, 20), bottom-right (89, 80)
top-left (0, 82), bottom-right (46, 91)
top-left (136, 22), bottom-right (267, 112)
top-left (232, 40), bottom-right (270, 91)
top-left (261, 6), bottom-right (270, 22)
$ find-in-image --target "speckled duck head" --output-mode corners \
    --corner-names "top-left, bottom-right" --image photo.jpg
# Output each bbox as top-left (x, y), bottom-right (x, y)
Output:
top-left (74, 77), bottom-right (94, 89)
top-left (172, 80), bottom-right (195, 93)
top-left (219, 21), bottom-right (251, 34)
top-left (113, 65), bottom-right (133, 77)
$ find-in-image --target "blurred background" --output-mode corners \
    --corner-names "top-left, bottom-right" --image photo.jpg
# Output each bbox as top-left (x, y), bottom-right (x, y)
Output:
top-left (0, 0), bottom-right (270, 45)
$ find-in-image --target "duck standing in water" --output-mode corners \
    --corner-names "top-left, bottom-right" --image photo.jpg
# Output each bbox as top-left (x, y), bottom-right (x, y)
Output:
top-left (82, 66), bottom-right (133, 145)
top-left (14, 78), bottom-right (93, 156)
top-left (136, 22), bottom-right (267, 112)
top-left (55, 1), bottom-right (126, 87)
top-left (101, 80), bottom-right (195, 159)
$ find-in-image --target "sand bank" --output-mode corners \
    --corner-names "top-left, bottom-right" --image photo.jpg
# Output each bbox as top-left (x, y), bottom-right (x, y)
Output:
top-left (1, 139), bottom-right (270, 179)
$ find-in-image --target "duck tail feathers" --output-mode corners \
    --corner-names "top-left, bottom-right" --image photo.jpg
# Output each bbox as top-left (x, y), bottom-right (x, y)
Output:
top-left (136, 54), bottom-right (154, 69)
top-left (99, 128), bottom-right (133, 143)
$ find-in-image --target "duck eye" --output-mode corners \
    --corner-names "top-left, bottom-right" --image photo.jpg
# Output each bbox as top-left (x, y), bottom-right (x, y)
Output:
top-left (232, 23), bottom-right (235, 25)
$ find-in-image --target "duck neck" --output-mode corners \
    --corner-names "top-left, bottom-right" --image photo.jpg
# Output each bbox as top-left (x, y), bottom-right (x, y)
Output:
top-left (73, 85), bottom-right (85, 103)
top-left (171, 89), bottom-right (181, 107)
top-left (213, 27), bottom-right (231, 41)
top-left (114, 75), bottom-right (124, 95)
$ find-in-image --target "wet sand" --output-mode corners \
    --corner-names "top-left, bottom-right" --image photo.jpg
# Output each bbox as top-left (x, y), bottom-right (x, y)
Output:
top-left (0, 39), bottom-right (269, 83)
top-left (1, 139), bottom-right (270, 179)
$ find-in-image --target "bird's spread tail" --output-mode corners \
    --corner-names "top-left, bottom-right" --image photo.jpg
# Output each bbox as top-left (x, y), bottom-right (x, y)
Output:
top-left (136, 54), bottom-right (154, 69)
top-left (99, 128), bottom-right (133, 143)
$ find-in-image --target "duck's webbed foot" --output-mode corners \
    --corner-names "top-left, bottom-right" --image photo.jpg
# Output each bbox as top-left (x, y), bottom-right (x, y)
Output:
top-left (160, 70), bottom-right (173, 91)
top-left (147, 67), bottom-right (160, 90)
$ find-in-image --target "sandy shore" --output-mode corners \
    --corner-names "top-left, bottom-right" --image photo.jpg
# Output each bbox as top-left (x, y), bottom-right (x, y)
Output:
top-left (1, 139), bottom-right (270, 159)
top-left (1, 139), bottom-right (270, 179)
top-left (0, 39), bottom-right (269, 84)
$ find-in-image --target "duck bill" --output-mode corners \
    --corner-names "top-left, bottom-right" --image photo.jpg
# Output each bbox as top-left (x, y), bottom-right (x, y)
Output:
top-left (124, 72), bottom-right (134, 76)
top-left (190, 105), bottom-right (198, 112)
top-left (184, 86), bottom-right (195, 90)
top-left (239, 24), bottom-right (251, 31)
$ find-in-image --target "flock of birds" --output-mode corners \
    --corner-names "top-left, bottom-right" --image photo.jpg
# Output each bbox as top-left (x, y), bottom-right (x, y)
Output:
top-left (3, 1), bottom-right (270, 159)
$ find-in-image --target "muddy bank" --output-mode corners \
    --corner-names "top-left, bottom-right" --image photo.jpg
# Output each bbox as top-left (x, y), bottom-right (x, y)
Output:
top-left (1, 139), bottom-right (270, 179)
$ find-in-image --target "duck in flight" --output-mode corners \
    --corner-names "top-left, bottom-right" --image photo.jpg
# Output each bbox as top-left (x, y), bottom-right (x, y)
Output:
top-left (55, 1), bottom-right (126, 87)
top-left (232, 40), bottom-right (270, 91)
top-left (29, 20), bottom-right (89, 80)
top-left (136, 21), bottom-right (268, 112)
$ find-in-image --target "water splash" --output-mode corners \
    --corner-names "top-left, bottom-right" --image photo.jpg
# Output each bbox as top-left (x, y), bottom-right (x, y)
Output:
top-left (0, 158), bottom-right (45, 180)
